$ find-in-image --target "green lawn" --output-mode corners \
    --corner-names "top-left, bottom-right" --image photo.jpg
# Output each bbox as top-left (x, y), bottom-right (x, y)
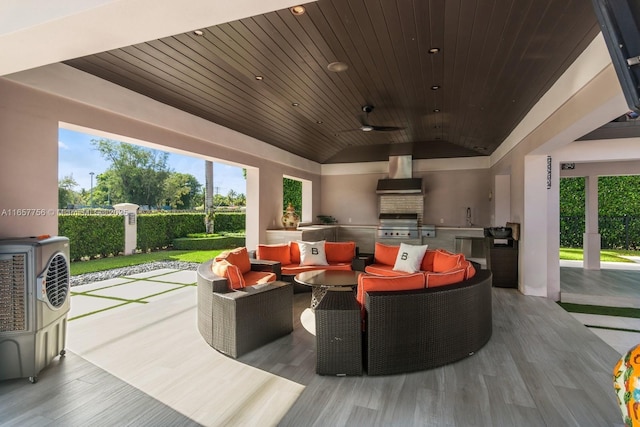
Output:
top-left (559, 248), bottom-right (638, 263)
top-left (70, 249), bottom-right (226, 276)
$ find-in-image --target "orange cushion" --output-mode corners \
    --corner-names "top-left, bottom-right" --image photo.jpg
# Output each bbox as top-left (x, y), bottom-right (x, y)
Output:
top-left (290, 241), bottom-right (301, 264)
top-left (212, 260), bottom-right (245, 290)
top-left (217, 247), bottom-right (251, 274)
top-left (420, 250), bottom-right (436, 272)
top-left (433, 250), bottom-right (462, 273)
top-left (365, 264), bottom-right (411, 277)
top-left (256, 243), bottom-right (291, 265)
top-left (243, 271), bottom-right (277, 286)
top-left (356, 272), bottom-right (425, 310)
top-left (373, 242), bottom-right (400, 266)
top-left (325, 241), bottom-right (356, 263)
top-left (459, 259), bottom-right (477, 279)
top-left (424, 268), bottom-right (465, 288)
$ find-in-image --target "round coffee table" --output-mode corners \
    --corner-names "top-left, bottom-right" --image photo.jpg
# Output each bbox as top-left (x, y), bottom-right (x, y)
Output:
top-left (294, 270), bottom-right (361, 309)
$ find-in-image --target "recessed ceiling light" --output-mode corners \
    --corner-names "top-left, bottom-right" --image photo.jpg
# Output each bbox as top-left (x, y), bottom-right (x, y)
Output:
top-left (327, 61), bottom-right (348, 72)
top-left (292, 102), bottom-right (299, 107)
top-left (316, 120), bottom-right (323, 124)
top-left (193, 30), bottom-right (204, 36)
top-left (428, 48), bottom-right (440, 54)
top-left (433, 108), bottom-right (440, 112)
top-left (290, 5), bottom-right (306, 15)
top-left (255, 75), bottom-right (263, 81)
top-left (431, 85), bottom-right (441, 90)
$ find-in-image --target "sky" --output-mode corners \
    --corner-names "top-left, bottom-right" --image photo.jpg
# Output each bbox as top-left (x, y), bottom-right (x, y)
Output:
top-left (58, 128), bottom-right (247, 195)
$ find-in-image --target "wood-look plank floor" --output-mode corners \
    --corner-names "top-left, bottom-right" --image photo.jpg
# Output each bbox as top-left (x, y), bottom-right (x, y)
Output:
top-left (0, 286), bottom-right (625, 426)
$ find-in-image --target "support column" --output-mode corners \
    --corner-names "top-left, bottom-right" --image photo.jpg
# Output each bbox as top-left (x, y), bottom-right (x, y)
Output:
top-left (583, 175), bottom-right (601, 270)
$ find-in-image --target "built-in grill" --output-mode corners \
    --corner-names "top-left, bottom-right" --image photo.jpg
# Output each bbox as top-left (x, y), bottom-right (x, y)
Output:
top-left (377, 213), bottom-right (420, 239)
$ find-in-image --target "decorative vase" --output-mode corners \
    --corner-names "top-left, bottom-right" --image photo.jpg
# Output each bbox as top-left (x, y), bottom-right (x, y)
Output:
top-left (614, 343), bottom-right (640, 427)
top-left (281, 203), bottom-right (300, 230)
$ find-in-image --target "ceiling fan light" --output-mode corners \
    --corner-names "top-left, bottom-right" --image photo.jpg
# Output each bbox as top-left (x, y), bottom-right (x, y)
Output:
top-left (361, 125), bottom-right (374, 132)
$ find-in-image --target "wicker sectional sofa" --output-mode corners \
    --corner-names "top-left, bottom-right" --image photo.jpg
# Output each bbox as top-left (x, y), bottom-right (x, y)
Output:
top-left (363, 269), bottom-right (492, 375)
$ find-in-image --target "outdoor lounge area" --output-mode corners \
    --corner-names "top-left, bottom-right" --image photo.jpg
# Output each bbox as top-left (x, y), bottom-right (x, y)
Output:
top-left (0, 265), bottom-right (630, 426)
top-left (2, 1), bottom-right (640, 426)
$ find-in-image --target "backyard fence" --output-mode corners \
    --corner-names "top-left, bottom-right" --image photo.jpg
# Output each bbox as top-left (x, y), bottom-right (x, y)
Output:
top-left (560, 215), bottom-right (640, 250)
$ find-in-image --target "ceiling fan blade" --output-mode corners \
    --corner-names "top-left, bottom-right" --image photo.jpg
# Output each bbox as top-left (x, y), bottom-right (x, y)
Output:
top-left (371, 125), bottom-right (404, 132)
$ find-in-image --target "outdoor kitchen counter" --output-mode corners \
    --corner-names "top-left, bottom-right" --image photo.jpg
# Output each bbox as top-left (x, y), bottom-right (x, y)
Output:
top-left (423, 227), bottom-right (485, 253)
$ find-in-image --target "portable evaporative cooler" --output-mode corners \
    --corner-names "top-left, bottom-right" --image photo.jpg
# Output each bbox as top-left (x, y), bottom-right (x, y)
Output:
top-left (0, 236), bottom-right (70, 383)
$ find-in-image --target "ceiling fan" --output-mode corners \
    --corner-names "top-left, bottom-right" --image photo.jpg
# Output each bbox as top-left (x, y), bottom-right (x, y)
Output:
top-left (351, 105), bottom-right (404, 132)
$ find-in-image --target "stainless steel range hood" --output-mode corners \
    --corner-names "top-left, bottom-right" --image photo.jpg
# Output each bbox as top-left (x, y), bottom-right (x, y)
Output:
top-left (376, 155), bottom-right (423, 194)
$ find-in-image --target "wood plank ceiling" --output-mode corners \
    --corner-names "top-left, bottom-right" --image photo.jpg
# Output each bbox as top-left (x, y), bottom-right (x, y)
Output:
top-left (64, 0), bottom-right (600, 164)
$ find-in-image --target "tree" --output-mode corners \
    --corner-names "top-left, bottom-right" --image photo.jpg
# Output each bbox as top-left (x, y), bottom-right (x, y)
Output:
top-left (92, 139), bottom-right (171, 207)
top-left (205, 160), bottom-right (214, 233)
top-left (58, 174), bottom-right (79, 208)
top-left (162, 172), bottom-right (201, 209)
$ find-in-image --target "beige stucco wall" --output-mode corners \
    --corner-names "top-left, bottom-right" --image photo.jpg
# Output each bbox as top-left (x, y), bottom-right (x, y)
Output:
top-left (0, 82), bottom-right (59, 237)
top-left (0, 74), bottom-right (322, 246)
top-left (321, 166), bottom-right (491, 227)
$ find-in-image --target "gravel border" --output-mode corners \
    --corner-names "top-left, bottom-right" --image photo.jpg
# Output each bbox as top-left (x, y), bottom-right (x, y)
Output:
top-left (70, 261), bottom-right (200, 287)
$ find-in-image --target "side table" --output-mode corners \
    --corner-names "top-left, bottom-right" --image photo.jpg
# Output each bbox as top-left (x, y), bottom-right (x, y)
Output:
top-left (351, 253), bottom-right (373, 272)
top-left (315, 289), bottom-right (362, 376)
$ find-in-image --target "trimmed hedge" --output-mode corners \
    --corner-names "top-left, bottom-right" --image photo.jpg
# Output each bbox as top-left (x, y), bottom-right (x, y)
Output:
top-left (137, 213), bottom-right (205, 251)
top-left (59, 214), bottom-right (124, 261)
top-left (172, 235), bottom-right (246, 250)
top-left (214, 213), bottom-right (245, 233)
top-left (59, 212), bottom-right (246, 259)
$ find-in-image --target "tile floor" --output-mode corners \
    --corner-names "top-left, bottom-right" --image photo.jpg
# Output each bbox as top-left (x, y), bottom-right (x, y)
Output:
top-left (68, 269), bottom-right (198, 321)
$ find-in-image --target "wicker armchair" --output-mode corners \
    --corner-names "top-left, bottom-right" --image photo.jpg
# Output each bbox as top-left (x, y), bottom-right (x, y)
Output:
top-left (365, 269), bottom-right (492, 376)
top-left (197, 259), bottom-right (293, 358)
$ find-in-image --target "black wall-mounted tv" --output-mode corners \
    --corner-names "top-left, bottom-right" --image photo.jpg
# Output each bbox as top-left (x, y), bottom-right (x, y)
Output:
top-left (591, 0), bottom-right (640, 112)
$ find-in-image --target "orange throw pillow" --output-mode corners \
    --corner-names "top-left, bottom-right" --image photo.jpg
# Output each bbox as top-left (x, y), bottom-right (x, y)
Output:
top-left (290, 241), bottom-right (301, 264)
top-left (420, 249), bottom-right (436, 271)
top-left (433, 250), bottom-right (462, 272)
top-left (257, 243), bottom-right (291, 265)
top-left (212, 259), bottom-right (246, 290)
top-left (217, 247), bottom-right (251, 274)
top-left (325, 241), bottom-right (356, 263)
top-left (373, 242), bottom-right (400, 266)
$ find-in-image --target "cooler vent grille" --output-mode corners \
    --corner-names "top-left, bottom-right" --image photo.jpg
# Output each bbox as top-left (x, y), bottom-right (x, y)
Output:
top-left (0, 254), bottom-right (27, 332)
top-left (45, 254), bottom-right (69, 309)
